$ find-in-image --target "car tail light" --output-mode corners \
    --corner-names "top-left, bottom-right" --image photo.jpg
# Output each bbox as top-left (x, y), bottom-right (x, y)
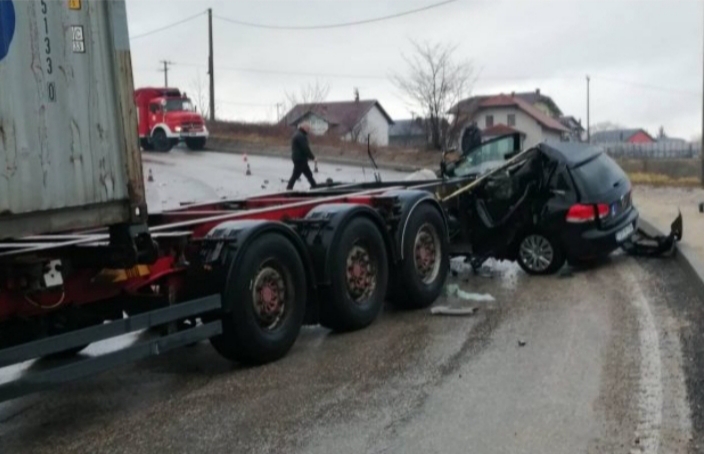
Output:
top-left (596, 203), bottom-right (609, 219)
top-left (566, 203), bottom-right (608, 223)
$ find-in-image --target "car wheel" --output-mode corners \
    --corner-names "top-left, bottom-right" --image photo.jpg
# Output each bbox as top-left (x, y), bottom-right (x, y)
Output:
top-left (152, 129), bottom-right (172, 152)
top-left (185, 137), bottom-right (206, 151)
top-left (516, 232), bottom-right (565, 276)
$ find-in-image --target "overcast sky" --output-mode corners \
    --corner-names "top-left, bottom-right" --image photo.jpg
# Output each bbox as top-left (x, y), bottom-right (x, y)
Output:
top-left (126, 0), bottom-right (702, 139)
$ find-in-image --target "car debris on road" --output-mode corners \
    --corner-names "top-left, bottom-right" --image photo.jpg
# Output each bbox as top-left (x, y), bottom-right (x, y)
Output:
top-left (622, 212), bottom-right (682, 258)
top-left (430, 306), bottom-right (478, 316)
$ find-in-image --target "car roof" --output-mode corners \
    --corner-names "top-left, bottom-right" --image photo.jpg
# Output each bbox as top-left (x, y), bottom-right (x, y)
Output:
top-left (538, 142), bottom-right (602, 168)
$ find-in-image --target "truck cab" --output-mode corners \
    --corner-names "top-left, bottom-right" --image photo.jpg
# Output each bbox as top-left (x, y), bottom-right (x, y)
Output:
top-left (134, 87), bottom-right (209, 152)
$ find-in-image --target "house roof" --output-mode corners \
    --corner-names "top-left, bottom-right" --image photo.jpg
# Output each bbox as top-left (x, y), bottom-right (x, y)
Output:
top-left (476, 94), bottom-right (569, 133)
top-left (512, 90), bottom-right (563, 116)
top-left (389, 119), bottom-right (425, 137)
top-left (482, 123), bottom-right (525, 137)
top-left (590, 129), bottom-right (654, 143)
top-left (283, 100), bottom-right (394, 134)
top-left (559, 116), bottom-right (585, 132)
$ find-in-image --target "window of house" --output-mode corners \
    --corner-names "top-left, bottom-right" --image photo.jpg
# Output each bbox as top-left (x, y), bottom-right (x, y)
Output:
top-left (485, 115), bottom-right (494, 128)
top-left (507, 114), bottom-right (516, 127)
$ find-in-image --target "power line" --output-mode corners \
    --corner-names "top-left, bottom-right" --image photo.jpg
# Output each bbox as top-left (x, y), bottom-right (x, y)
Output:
top-left (593, 76), bottom-right (701, 96)
top-left (130, 11), bottom-right (206, 40)
top-left (213, 0), bottom-right (460, 30)
top-left (172, 61), bottom-right (388, 80)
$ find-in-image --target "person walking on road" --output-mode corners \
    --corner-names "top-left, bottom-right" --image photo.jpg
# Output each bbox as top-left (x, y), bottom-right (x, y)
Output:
top-left (287, 124), bottom-right (317, 190)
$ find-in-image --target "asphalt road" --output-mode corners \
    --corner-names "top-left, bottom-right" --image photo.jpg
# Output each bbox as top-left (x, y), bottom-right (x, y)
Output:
top-left (0, 148), bottom-right (702, 453)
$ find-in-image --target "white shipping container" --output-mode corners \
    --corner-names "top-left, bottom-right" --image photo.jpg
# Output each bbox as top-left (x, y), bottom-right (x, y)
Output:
top-left (0, 0), bottom-right (144, 240)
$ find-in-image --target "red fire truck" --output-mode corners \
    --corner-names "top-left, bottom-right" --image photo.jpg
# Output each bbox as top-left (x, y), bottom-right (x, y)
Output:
top-left (134, 87), bottom-right (209, 152)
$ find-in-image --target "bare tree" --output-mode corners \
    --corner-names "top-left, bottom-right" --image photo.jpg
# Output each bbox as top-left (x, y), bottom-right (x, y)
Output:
top-left (188, 74), bottom-right (210, 119)
top-left (392, 40), bottom-right (473, 151)
top-left (590, 121), bottom-right (624, 134)
top-left (348, 116), bottom-right (368, 143)
top-left (281, 80), bottom-right (331, 121)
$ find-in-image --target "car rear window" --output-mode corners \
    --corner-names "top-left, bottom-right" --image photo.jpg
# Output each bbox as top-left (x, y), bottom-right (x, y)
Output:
top-left (571, 153), bottom-right (627, 198)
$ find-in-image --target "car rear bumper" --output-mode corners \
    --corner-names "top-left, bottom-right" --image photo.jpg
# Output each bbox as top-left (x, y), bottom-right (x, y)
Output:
top-left (562, 208), bottom-right (639, 259)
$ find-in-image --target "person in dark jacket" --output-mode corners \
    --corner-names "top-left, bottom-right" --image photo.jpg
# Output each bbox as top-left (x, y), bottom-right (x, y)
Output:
top-left (287, 124), bottom-right (317, 190)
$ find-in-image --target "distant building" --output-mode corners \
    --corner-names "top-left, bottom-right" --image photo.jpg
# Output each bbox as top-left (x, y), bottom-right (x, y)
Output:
top-left (450, 93), bottom-right (569, 151)
top-left (590, 129), bottom-right (655, 144)
top-left (388, 118), bottom-right (427, 148)
top-left (282, 100), bottom-right (394, 146)
top-left (559, 116), bottom-right (586, 142)
top-left (655, 126), bottom-right (686, 144)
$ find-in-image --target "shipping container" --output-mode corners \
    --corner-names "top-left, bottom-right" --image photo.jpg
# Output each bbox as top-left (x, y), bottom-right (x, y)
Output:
top-left (0, 0), bottom-right (145, 240)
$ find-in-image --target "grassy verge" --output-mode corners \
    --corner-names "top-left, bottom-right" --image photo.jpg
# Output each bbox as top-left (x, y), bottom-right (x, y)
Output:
top-left (627, 172), bottom-right (701, 188)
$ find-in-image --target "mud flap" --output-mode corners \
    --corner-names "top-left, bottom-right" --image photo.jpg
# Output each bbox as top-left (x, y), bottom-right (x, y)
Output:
top-left (621, 212), bottom-right (683, 258)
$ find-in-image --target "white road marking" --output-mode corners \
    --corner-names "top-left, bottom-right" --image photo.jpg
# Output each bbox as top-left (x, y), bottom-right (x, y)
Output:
top-left (623, 269), bottom-right (663, 454)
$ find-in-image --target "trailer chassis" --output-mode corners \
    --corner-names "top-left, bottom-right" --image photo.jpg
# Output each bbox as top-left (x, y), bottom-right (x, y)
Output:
top-left (0, 184), bottom-right (450, 402)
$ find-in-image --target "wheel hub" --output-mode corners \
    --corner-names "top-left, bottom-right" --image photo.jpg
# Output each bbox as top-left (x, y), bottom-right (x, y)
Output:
top-left (414, 224), bottom-right (441, 284)
top-left (519, 235), bottom-right (554, 272)
top-left (346, 245), bottom-right (376, 303)
top-left (252, 266), bottom-right (286, 329)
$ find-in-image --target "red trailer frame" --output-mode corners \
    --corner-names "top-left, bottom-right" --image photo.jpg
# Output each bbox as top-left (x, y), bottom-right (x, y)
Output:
top-left (0, 184), bottom-right (449, 401)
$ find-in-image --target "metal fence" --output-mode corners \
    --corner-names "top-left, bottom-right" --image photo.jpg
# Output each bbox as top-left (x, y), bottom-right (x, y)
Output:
top-left (598, 142), bottom-right (701, 159)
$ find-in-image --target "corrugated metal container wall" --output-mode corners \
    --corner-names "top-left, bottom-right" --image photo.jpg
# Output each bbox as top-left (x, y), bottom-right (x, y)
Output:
top-left (0, 0), bottom-right (145, 240)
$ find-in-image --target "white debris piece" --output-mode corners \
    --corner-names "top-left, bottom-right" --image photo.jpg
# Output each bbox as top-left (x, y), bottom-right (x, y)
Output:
top-left (444, 284), bottom-right (495, 302)
top-left (430, 306), bottom-right (478, 316)
top-left (404, 168), bottom-right (437, 181)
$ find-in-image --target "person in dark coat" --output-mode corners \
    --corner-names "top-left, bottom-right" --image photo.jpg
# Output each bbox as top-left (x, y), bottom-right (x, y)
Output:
top-left (287, 124), bottom-right (317, 190)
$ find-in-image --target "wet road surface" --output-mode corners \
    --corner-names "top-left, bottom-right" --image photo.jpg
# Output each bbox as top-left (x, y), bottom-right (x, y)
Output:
top-left (1, 255), bottom-right (700, 453)
top-left (0, 149), bottom-right (702, 453)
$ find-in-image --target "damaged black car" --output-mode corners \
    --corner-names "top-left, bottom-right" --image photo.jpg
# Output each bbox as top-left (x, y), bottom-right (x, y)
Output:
top-left (439, 133), bottom-right (639, 274)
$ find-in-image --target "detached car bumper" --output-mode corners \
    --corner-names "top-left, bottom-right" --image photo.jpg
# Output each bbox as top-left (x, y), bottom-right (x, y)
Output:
top-left (562, 208), bottom-right (639, 259)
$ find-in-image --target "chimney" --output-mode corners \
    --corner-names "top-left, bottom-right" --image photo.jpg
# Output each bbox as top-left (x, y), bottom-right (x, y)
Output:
top-left (536, 88), bottom-right (540, 95)
top-left (510, 91), bottom-right (515, 98)
top-left (354, 88), bottom-right (360, 102)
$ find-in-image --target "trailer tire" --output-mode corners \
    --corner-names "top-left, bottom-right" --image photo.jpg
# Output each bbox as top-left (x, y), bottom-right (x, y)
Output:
top-left (152, 129), bottom-right (173, 152)
top-left (210, 233), bottom-right (306, 365)
top-left (185, 137), bottom-right (206, 151)
top-left (320, 217), bottom-right (389, 332)
top-left (390, 204), bottom-right (449, 309)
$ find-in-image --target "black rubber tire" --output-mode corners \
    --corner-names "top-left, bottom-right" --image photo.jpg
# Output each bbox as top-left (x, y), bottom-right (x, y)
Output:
top-left (140, 138), bottom-right (154, 151)
top-left (185, 137), bottom-right (206, 151)
top-left (390, 204), bottom-right (449, 309)
top-left (152, 129), bottom-right (173, 152)
top-left (516, 232), bottom-right (566, 276)
top-left (210, 233), bottom-right (307, 365)
top-left (320, 217), bottom-right (389, 332)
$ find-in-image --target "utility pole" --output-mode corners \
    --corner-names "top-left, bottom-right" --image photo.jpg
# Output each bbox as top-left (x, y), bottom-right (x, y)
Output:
top-left (159, 60), bottom-right (173, 87)
top-left (208, 8), bottom-right (215, 121)
top-left (276, 103), bottom-right (283, 122)
top-left (701, 1), bottom-right (704, 186)
top-left (586, 75), bottom-right (591, 143)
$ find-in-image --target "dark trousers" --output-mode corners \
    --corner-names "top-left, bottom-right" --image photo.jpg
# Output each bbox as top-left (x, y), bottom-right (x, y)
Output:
top-left (287, 160), bottom-right (317, 190)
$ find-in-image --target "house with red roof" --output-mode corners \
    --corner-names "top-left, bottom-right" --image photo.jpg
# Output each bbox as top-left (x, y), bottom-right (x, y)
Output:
top-left (282, 99), bottom-right (394, 146)
top-left (450, 92), bottom-right (570, 152)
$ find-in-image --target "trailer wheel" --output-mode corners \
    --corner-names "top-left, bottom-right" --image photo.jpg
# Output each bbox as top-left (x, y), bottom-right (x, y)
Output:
top-left (152, 129), bottom-right (173, 152)
top-left (320, 217), bottom-right (389, 332)
top-left (185, 137), bottom-right (206, 151)
top-left (391, 204), bottom-right (449, 309)
top-left (210, 233), bottom-right (306, 365)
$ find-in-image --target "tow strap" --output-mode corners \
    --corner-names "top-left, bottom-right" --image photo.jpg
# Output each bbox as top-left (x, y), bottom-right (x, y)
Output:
top-left (621, 212), bottom-right (683, 258)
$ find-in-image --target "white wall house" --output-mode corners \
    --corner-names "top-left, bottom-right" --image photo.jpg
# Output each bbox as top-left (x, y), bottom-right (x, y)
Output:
top-left (452, 93), bottom-right (569, 153)
top-left (283, 100), bottom-right (394, 146)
